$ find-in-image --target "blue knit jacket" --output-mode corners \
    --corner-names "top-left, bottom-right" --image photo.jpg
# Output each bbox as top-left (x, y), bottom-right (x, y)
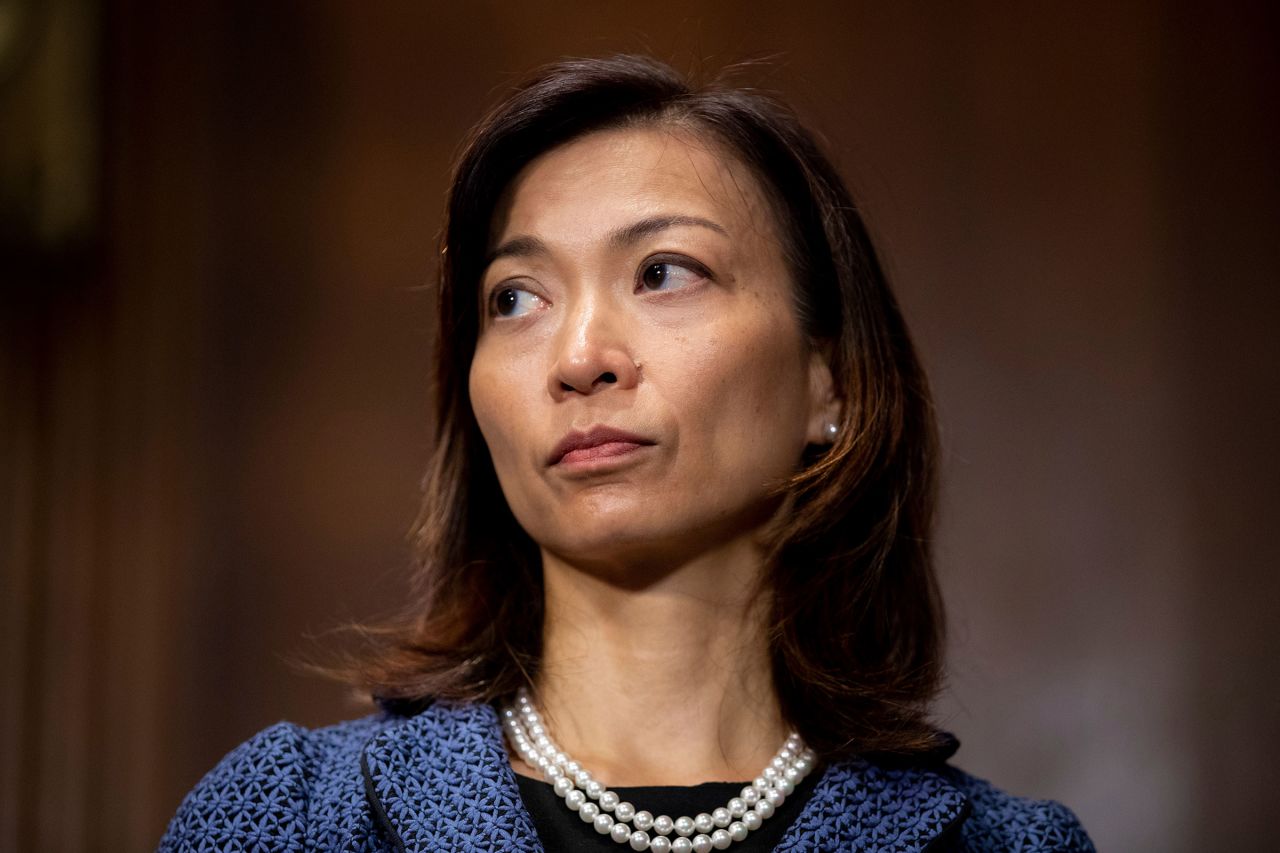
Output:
top-left (159, 700), bottom-right (1093, 851)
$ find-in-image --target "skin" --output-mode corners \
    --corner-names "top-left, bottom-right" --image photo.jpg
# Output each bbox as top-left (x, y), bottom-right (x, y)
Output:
top-left (469, 126), bottom-right (839, 785)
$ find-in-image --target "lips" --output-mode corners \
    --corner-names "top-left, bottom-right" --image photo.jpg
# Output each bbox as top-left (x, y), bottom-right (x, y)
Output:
top-left (547, 426), bottom-right (656, 466)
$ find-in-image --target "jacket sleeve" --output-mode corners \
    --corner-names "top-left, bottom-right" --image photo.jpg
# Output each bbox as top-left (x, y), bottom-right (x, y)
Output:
top-left (157, 722), bottom-right (311, 853)
top-left (943, 767), bottom-right (1096, 852)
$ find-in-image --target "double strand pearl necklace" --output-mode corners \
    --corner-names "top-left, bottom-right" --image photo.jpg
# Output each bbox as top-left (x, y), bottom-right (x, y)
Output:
top-left (501, 687), bottom-right (817, 852)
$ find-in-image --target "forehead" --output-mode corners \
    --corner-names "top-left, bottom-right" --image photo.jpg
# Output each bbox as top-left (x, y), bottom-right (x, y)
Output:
top-left (488, 126), bottom-right (780, 248)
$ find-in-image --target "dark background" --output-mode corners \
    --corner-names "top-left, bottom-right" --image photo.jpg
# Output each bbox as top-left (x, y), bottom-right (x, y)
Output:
top-left (3, 1), bottom-right (1277, 850)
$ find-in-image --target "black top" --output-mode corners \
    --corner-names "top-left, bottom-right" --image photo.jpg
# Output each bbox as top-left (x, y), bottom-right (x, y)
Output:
top-left (514, 768), bottom-right (822, 852)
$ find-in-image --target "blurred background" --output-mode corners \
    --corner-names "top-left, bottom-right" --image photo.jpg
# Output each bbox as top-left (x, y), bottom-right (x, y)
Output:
top-left (3, 1), bottom-right (1277, 849)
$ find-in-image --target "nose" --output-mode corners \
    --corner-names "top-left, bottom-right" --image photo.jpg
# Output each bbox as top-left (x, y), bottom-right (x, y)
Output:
top-left (548, 296), bottom-right (639, 399)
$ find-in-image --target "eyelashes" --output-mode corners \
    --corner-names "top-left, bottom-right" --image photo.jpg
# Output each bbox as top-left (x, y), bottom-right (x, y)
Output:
top-left (484, 254), bottom-right (713, 320)
top-left (490, 285), bottom-right (546, 319)
top-left (637, 257), bottom-right (711, 293)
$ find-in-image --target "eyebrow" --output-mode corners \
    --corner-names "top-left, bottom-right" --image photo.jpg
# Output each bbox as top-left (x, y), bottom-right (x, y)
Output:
top-left (484, 214), bottom-right (728, 267)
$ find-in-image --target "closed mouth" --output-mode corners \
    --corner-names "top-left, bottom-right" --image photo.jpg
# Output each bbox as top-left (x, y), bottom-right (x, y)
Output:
top-left (548, 427), bottom-right (656, 466)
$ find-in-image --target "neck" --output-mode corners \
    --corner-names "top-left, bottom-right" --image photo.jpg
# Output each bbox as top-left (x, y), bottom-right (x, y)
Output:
top-left (518, 536), bottom-right (789, 787)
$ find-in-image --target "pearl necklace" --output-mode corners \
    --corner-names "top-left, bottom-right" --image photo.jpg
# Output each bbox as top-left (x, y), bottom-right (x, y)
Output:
top-left (501, 688), bottom-right (817, 852)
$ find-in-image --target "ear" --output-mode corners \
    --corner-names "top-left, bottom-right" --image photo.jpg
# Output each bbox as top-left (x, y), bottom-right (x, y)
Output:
top-left (805, 346), bottom-right (841, 445)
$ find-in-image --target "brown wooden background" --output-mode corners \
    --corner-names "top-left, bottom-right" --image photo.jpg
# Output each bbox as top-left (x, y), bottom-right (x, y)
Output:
top-left (3, 1), bottom-right (1277, 850)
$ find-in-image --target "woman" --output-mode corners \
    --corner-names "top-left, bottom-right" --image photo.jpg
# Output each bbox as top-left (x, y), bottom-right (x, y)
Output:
top-left (160, 55), bottom-right (1093, 852)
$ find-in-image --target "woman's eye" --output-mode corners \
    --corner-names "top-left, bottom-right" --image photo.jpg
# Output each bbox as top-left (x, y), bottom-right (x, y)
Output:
top-left (638, 260), bottom-right (707, 293)
top-left (490, 285), bottom-right (544, 318)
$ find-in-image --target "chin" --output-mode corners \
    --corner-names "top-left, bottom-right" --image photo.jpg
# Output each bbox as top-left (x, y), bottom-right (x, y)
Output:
top-left (536, 506), bottom-right (763, 579)
top-left (544, 514), bottom-right (670, 562)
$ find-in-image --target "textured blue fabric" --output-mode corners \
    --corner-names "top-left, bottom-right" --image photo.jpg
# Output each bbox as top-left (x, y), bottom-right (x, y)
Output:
top-left (159, 701), bottom-right (1094, 852)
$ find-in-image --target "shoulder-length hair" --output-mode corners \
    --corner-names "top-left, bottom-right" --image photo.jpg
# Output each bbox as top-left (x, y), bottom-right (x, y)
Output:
top-left (355, 54), bottom-right (945, 757)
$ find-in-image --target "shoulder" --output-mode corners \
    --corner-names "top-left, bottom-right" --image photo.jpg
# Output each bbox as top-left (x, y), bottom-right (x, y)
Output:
top-left (938, 765), bottom-right (1095, 852)
top-left (158, 714), bottom-right (399, 852)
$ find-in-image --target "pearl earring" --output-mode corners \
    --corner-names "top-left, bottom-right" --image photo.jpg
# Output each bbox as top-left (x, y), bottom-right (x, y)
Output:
top-left (825, 422), bottom-right (839, 442)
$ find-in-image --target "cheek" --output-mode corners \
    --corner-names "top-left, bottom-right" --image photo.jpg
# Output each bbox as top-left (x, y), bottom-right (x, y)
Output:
top-left (468, 351), bottom-right (522, 467)
top-left (468, 338), bottom-right (559, 526)
top-left (468, 354), bottom-right (547, 539)
top-left (674, 315), bottom-right (812, 466)
top-left (468, 359), bottom-right (494, 438)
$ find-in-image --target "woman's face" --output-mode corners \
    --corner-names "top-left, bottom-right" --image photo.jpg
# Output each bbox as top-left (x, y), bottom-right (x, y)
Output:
top-left (469, 127), bottom-right (835, 570)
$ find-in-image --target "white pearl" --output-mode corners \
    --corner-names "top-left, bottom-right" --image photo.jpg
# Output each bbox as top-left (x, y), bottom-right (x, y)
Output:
top-left (498, 696), bottom-right (811, 853)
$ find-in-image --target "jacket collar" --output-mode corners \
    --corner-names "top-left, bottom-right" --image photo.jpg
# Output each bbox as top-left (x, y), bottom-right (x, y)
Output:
top-left (362, 701), bottom-right (969, 853)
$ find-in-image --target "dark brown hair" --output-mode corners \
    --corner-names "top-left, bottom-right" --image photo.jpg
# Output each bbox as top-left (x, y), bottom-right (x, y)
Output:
top-left (354, 55), bottom-right (945, 758)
